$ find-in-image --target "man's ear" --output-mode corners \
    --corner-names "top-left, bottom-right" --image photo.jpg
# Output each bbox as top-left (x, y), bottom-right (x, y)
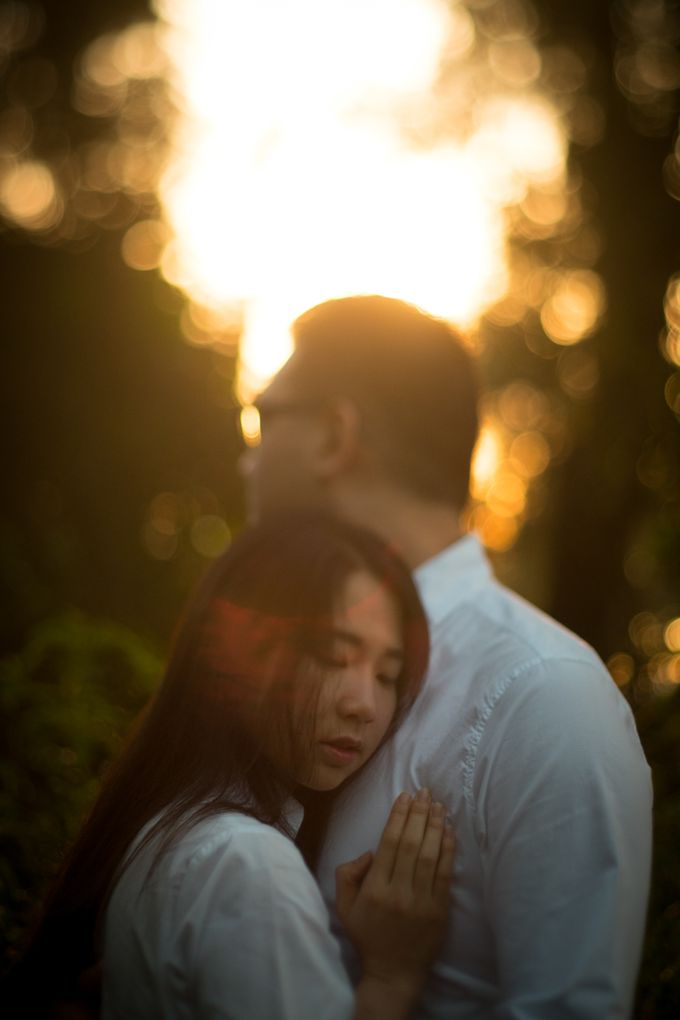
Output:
top-left (314, 397), bottom-right (363, 480)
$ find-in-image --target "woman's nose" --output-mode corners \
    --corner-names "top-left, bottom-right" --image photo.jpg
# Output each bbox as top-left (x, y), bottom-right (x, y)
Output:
top-left (335, 669), bottom-right (376, 722)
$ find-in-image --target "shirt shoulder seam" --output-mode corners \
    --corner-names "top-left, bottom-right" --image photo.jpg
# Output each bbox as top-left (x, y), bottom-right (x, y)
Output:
top-left (460, 652), bottom-right (606, 808)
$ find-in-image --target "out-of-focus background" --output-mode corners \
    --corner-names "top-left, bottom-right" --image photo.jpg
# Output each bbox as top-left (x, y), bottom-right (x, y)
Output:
top-left (0, 0), bottom-right (678, 1013)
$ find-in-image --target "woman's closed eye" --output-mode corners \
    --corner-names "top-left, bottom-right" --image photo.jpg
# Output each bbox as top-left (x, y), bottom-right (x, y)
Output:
top-left (309, 640), bottom-right (351, 670)
top-left (376, 669), bottom-right (401, 687)
top-left (308, 629), bottom-right (404, 687)
top-left (308, 632), bottom-right (356, 670)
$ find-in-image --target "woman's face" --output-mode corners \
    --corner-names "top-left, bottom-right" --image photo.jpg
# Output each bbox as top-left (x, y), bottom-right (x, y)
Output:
top-left (300, 568), bottom-right (404, 791)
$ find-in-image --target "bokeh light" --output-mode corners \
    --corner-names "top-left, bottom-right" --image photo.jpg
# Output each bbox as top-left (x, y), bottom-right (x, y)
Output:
top-left (621, 609), bottom-right (680, 692)
top-left (190, 515), bottom-right (231, 558)
top-left (661, 273), bottom-right (680, 367)
top-left (467, 379), bottom-right (564, 550)
top-left (0, 2), bottom-right (43, 60)
top-left (121, 218), bottom-right (169, 271)
top-left (613, 0), bottom-right (680, 137)
top-left (0, 158), bottom-right (61, 229)
top-left (540, 270), bottom-right (606, 346)
top-left (606, 652), bottom-right (636, 688)
top-left (664, 617), bottom-right (680, 652)
top-left (141, 487), bottom-right (231, 562)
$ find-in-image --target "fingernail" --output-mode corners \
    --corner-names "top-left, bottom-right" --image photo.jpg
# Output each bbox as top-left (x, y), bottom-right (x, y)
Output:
top-left (398, 791), bottom-right (412, 806)
top-left (431, 801), bottom-right (444, 818)
top-left (416, 787), bottom-right (431, 803)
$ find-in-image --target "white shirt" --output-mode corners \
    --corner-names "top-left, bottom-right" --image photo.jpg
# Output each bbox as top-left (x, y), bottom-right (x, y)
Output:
top-left (101, 805), bottom-right (354, 1020)
top-left (317, 534), bottom-right (653, 1019)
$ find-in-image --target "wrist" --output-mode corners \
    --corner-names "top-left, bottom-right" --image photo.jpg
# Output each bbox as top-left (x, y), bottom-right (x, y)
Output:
top-left (354, 970), bottom-right (424, 1020)
top-left (361, 956), bottom-right (428, 991)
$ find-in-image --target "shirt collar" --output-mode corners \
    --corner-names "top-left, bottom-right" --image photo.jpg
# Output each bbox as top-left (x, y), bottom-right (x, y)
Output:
top-left (280, 796), bottom-right (304, 837)
top-left (413, 532), bottom-right (493, 628)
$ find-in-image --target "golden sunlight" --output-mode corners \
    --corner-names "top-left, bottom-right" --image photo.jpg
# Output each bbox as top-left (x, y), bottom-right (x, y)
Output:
top-left (149, 0), bottom-right (570, 401)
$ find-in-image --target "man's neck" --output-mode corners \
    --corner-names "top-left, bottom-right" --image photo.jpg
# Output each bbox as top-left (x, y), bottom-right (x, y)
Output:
top-left (333, 484), bottom-right (464, 570)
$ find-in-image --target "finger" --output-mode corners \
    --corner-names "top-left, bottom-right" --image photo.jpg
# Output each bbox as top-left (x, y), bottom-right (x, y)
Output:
top-left (370, 792), bottom-right (413, 880)
top-left (433, 820), bottom-right (456, 903)
top-left (413, 801), bottom-right (445, 896)
top-left (336, 850), bottom-right (373, 921)
top-left (390, 787), bottom-right (432, 887)
top-left (336, 850), bottom-right (373, 888)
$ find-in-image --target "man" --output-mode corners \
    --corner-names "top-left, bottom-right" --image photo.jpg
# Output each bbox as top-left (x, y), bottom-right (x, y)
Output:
top-left (239, 294), bottom-right (652, 1018)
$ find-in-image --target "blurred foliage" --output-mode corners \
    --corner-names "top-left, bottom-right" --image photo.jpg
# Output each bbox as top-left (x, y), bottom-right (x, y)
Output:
top-left (0, 610), bottom-right (161, 969)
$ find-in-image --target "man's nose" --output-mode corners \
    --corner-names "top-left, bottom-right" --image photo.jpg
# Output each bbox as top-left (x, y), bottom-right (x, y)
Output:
top-left (335, 668), bottom-right (377, 722)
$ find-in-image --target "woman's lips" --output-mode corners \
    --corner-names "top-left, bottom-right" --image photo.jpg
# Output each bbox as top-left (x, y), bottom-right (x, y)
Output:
top-left (318, 738), bottom-right (363, 766)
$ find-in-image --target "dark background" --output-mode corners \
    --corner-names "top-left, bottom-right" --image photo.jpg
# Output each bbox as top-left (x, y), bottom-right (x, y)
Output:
top-left (1, 1), bottom-right (678, 1015)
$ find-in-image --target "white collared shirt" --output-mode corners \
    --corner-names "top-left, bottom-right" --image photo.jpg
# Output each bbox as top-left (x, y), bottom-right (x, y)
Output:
top-left (317, 534), bottom-right (653, 1019)
top-left (102, 804), bottom-right (353, 1020)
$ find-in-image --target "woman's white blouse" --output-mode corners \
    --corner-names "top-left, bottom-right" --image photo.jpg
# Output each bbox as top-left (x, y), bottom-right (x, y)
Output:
top-left (101, 809), bottom-right (354, 1020)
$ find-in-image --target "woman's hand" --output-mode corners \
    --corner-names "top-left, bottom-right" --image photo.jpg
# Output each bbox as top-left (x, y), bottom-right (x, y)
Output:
top-left (336, 789), bottom-right (455, 1017)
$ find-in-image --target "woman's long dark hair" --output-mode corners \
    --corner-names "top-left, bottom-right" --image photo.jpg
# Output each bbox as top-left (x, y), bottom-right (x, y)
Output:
top-left (7, 510), bottom-right (429, 1009)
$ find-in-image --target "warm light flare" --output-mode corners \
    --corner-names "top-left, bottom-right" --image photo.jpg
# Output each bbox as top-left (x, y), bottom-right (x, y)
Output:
top-left (148, 0), bottom-right (570, 399)
top-left (239, 405), bottom-right (261, 448)
top-left (470, 424), bottom-right (504, 499)
top-left (469, 96), bottom-right (566, 199)
top-left (486, 472), bottom-right (527, 518)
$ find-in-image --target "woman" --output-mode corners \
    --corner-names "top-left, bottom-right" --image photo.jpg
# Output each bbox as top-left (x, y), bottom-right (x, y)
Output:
top-left (10, 511), bottom-right (454, 1019)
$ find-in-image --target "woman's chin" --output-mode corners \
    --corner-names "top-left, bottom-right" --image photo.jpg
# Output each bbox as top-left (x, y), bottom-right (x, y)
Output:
top-left (299, 760), bottom-right (360, 792)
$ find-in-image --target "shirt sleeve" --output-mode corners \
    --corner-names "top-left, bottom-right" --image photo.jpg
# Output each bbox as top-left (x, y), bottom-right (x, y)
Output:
top-left (172, 822), bottom-right (354, 1020)
top-left (473, 657), bottom-right (652, 1019)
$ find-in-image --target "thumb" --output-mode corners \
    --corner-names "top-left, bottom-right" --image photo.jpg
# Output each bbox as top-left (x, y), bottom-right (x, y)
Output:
top-left (335, 850), bottom-right (373, 922)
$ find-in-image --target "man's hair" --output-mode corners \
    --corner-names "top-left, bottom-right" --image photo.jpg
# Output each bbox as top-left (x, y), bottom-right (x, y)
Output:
top-left (291, 295), bottom-right (479, 508)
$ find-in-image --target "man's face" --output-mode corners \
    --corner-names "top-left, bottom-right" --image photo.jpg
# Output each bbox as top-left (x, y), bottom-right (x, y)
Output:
top-left (239, 354), bottom-right (328, 523)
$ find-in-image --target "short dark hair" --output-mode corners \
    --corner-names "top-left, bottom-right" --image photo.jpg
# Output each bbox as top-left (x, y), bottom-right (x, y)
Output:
top-left (291, 295), bottom-right (479, 508)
